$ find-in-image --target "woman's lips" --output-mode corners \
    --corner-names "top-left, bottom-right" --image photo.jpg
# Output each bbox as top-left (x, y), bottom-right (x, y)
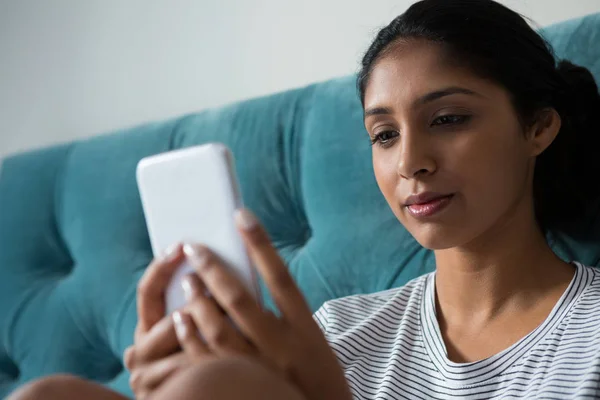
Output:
top-left (405, 194), bottom-right (454, 218)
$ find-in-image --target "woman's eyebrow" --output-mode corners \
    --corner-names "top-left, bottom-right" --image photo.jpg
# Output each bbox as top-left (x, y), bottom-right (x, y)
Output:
top-left (364, 107), bottom-right (393, 119)
top-left (415, 86), bottom-right (484, 105)
top-left (364, 87), bottom-right (485, 119)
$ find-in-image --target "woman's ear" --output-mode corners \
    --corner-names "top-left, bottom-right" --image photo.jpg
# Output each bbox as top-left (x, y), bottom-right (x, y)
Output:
top-left (527, 108), bottom-right (561, 157)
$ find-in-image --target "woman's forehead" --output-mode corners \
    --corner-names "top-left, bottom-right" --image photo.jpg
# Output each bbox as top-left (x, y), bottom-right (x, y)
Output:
top-left (364, 44), bottom-right (500, 111)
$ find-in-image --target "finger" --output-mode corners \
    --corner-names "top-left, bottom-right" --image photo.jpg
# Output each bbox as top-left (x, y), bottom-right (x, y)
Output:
top-left (129, 353), bottom-right (189, 397)
top-left (183, 245), bottom-right (276, 349)
top-left (180, 273), bottom-right (255, 356)
top-left (172, 310), bottom-right (209, 357)
top-left (137, 243), bottom-right (184, 333)
top-left (234, 208), bottom-right (312, 322)
top-left (124, 346), bottom-right (135, 371)
top-left (135, 314), bottom-right (180, 364)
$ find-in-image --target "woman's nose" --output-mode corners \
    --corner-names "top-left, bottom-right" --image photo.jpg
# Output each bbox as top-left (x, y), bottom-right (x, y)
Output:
top-left (396, 135), bottom-right (437, 179)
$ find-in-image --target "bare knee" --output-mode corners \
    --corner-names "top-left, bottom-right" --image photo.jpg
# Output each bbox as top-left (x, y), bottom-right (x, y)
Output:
top-left (8, 375), bottom-right (82, 400)
top-left (152, 357), bottom-right (306, 400)
top-left (8, 374), bottom-right (127, 400)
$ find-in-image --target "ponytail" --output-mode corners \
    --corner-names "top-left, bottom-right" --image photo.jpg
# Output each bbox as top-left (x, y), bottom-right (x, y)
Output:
top-left (533, 60), bottom-right (600, 237)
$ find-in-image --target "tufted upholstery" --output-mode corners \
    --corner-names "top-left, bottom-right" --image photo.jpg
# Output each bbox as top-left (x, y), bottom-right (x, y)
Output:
top-left (1, 13), bottom-right (599, 398)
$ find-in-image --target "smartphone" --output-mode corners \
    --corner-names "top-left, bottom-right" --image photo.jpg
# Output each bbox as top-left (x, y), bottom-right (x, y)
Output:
top-left (136, 143), bottom-right (261, 315)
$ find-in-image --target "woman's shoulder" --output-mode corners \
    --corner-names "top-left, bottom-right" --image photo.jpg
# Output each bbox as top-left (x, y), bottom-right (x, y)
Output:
top-left (314, 272), bottom-right (431, 333)
top-left (573, 262), bottom-right (600, 294)
top-left (327, 272), bottom-right (430, 307)
top-left (555, 263), bottom-right (600, 334)
top-left (572, 262), bottom-right (600, 302)
top-left (545, 263), bottom-right (600, 355)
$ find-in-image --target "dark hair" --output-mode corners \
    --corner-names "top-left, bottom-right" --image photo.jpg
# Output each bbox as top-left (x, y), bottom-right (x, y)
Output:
top-left (358, 0), bottom-right (600, 238)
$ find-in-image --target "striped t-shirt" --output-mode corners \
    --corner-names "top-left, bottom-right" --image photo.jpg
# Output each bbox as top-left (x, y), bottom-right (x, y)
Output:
top-left (314, 262), bottom-right (600, 399)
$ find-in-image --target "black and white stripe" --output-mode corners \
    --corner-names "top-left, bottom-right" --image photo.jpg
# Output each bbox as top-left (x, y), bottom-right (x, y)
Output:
top-left (314, 263), bottom-right (600, 399)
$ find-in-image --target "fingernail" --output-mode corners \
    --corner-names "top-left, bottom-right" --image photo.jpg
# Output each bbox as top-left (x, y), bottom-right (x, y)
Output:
top-left (163, 243), bottom-right (181, 262)
top-left (181, 275), bottom-right (196, 302)
top-left (183, 244), bottom-right (209, 266)
top-left (172, 311), bottom-right (187, 339)
top-left (234, 208), bottom-right (258, 231)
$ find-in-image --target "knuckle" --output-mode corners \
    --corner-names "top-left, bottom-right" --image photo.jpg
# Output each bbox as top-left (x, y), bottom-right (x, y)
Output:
top-left (133, 341), bottom-right (150, 364)
top-left (274, 355), bottom-right (295, 376)
top-left (206, 325), bottom-right (230, 347)
top-left (225, 290), bottom-right (249, 311)
top-left (199, 258), bottom-right (217, 275)
top-left (137, 278), bottom-right (150, 298)
top-left (189, 298), bottom-right (210, 321)
top-left (129, 370), bottom-right (141, 391)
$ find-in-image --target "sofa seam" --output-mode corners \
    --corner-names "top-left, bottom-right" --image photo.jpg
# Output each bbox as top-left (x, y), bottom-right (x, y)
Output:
top-left (52, 143), bottom-right (76, 268)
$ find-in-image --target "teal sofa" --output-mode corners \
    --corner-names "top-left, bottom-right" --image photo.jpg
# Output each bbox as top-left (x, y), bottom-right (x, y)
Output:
top-left (1, 13), bottom-right (599, 398)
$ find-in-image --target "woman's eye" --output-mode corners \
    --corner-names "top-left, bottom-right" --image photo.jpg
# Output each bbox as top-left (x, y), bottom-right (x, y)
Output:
top-left (371, 130), bottom-right (399, 147)
top-left (431, 114), bottom-right (471, 126)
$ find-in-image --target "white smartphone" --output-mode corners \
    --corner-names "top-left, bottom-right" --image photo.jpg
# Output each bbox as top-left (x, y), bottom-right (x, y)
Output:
top-left (136, 143), bottom-right (261, 315)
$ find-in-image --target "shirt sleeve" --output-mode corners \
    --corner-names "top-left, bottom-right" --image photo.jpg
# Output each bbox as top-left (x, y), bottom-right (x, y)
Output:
top-left (312, 302), bottom-right (329, 336)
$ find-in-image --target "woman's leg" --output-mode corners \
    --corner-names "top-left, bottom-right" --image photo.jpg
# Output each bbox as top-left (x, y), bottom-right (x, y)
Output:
top-left (9, 357), bottom-right (307, 400)
top-left (8, 374), bottom-right (129, 400)
top-left (151, 356), bottom-right (307, 400)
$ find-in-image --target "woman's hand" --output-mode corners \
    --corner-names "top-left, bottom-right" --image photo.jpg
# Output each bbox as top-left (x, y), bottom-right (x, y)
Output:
top-left (171, 209), bottom-right (352, 400)
top-left (123, 245), bottom-right (196, 399)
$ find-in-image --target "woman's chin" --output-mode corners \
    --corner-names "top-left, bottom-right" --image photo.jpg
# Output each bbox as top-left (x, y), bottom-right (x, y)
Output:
top-left (408, 224), bottom-right (466, 251)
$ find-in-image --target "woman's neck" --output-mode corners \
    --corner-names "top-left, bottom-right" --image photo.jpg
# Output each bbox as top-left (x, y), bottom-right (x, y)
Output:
top-left (433, 200), bottom-right (573, 327)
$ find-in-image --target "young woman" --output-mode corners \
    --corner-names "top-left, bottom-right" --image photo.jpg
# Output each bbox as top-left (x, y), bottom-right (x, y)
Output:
top-left (11, 0), bottom-right (600, 399)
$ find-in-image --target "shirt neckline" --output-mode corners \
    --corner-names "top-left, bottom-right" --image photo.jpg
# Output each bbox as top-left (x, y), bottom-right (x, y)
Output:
top-left (420, 262), bottom-right (587, 387)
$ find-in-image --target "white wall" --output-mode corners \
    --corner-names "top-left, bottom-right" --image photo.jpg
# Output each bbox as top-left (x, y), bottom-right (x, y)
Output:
top-left (1, 0), bottom-right (599, 159)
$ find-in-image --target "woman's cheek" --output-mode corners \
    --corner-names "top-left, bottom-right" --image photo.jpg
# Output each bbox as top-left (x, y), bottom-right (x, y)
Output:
top-left (374, 157), bottom-right (411, 229)
top-left (373, 153), bottom-right (399, 204)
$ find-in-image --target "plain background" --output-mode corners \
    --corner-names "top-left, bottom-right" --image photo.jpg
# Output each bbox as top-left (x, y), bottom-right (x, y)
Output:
top-left (1, 0), bottom-right (600, 159)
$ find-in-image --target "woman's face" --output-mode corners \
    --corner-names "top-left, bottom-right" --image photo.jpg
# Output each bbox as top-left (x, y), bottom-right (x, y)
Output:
top-left (363, 40), bottom-right (537, 250)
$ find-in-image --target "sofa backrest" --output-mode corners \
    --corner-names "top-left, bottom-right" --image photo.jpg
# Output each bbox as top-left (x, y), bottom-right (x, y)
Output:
top-left (0, 12), bottom-right (598, 397)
